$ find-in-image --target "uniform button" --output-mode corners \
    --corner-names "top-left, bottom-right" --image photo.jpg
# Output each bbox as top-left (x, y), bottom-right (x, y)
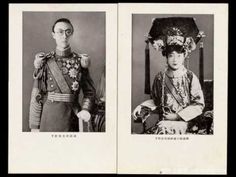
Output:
top-left (49, 77), bottom-right (53, 81)
top-left (50, 84), bottom-right (54, 88)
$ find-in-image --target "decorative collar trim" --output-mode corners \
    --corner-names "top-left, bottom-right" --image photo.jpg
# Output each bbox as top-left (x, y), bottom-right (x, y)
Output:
top-left (55, 46), bottom-right (72, 57)
top-left (166, 66), bottom-right (187, 78)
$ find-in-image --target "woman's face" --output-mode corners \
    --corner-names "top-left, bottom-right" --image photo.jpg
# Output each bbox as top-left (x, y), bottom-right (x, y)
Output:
top-left (167, 51), bottom-right (185, 70)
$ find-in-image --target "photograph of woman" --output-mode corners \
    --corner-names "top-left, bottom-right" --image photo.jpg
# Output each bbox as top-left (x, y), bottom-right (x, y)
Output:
top-left (131, 16), bottom-right (214, 135)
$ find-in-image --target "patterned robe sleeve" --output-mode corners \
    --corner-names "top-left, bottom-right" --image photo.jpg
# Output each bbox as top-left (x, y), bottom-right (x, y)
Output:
top-left (80, 68), bottom-right (96, 112)
top-left (177, 73), bottom-right (205, 121)
top-left (151, 73), bottom-right (162, 108)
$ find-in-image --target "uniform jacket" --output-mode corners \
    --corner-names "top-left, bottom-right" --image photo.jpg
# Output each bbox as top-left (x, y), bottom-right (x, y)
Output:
top-left (29, 47), bottom-right (96, 132)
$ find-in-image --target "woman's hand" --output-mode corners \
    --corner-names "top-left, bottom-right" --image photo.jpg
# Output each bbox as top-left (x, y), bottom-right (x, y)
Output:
top-left (77, 110), bottom-right (91, 122)
top-left (132, 105), bottom-right (142, 120)
top-left (163, 112), bottom-right (180, 121)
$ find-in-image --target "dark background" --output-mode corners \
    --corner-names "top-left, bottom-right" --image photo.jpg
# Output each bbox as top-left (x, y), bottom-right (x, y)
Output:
top-left (131, 14), bottom-right (214, 133)
top-left (22, 12), bottom-right (105, 131)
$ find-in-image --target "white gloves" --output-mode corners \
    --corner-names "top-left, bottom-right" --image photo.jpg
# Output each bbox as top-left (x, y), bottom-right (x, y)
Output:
top-left (77, 110), bottom-right (91, 122)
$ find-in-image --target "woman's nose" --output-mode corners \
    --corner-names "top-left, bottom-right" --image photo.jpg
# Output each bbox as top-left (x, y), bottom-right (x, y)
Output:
top-left (172, 56), bottom-right (177, 61)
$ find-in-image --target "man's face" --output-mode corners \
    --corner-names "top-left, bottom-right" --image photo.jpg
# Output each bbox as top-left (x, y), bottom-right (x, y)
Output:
top-left (52, 22), bottom-right (73, 49)
top-left (167, 51), bottom-right (185, 70)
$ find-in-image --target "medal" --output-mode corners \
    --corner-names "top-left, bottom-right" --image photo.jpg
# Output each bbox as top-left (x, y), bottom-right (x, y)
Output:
top-left (74, 64), bottom-right (79, 69)
top-left (71, 80), bottom-right (79, 91)
top-left (61, 67), bottom-right (68, 74)
top-left (66, 63), bottom-right (71, 69)
top-left (70, 59), bottom-right (75, 64)
top-left (69, 68), bottom-right (78, 78)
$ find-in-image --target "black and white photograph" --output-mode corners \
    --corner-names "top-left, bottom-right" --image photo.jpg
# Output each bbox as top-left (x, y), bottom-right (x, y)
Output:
top-left (9, 4), bottom-right (117, 173)
top-left (118, 3), bottom-right (227, 174)
top-left (9, 3), bottom-right (228, 175)
top-left (131, 14), bottom-right (214, 135)
top-left (23, 12), bottom-right (106, 132)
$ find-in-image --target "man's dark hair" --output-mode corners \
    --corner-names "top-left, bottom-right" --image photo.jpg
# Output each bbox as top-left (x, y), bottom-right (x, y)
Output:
top-left (162, 45), bottom-right (186, 57)
top-left (52, 18), bottom-right (74, 33)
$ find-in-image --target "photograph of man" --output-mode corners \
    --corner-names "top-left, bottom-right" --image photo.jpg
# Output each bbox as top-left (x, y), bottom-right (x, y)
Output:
top-left (29, 18), bottom-right (96, 132)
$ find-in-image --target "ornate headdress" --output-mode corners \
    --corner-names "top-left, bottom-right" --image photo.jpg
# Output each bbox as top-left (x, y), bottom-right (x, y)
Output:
top-left (144, 17), bottom-right (204, 94)
top-left (147, 17), bottom-right (202, 55)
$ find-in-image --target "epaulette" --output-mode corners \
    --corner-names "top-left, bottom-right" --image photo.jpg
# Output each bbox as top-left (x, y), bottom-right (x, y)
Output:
top-left (45, 51), bottom-right (55, 59)
top-left (34, 51), bottom-right (55, 69)
top-left (78, 53), bottom-right (90, 68)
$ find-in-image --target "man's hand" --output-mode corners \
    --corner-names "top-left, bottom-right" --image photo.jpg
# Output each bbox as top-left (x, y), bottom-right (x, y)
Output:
top-left (163, 113), bottom-right (180, 121)
top-left (31, 129), bottom-right (40, 132)
top-left (132, 105), bottom-right (142, 120)
top-left (77, 110), bottom-right (91, 122)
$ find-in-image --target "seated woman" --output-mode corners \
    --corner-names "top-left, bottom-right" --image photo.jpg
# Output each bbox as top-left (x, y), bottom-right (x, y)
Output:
top-left (132, 17), bottom-right (205, 134)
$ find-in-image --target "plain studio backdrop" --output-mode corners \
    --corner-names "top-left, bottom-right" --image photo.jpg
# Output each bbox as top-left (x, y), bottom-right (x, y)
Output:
top-left (131, 14), bottom-right (213, 132)
top-left (23, 12), bottom-right (105, 131)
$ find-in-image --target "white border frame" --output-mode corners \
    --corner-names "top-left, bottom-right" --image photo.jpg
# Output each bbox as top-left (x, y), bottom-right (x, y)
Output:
top-left (9, 4), bottom-right (117, 173)
top-left (118, 3), bottom-right (228, 174)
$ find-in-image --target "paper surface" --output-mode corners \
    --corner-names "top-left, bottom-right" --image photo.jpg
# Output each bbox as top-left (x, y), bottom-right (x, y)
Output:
top-left (9, 3), bottom-right (228, 174)
top-left (9, 4), bottom-right (117, 173)
top-left (118, 3), bottom-right (228, 174)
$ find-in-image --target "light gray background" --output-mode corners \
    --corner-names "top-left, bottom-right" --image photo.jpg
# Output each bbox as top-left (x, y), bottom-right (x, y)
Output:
top-left (131, 14), bottom-right (213, 132)
top-left (23, 12), bottom-right (105, 131)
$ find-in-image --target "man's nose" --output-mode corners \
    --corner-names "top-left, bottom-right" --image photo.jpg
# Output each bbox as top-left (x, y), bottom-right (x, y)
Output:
top-left (62, 32), bottom-right (68, 38)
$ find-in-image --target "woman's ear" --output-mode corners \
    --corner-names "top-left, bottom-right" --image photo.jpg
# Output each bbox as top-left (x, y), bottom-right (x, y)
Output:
top-left (184, 51), bottom-right (189, 58)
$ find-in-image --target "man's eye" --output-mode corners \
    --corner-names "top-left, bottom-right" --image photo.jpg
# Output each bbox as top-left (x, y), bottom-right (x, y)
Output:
top-left (66, 30), bottom-right (72, 34)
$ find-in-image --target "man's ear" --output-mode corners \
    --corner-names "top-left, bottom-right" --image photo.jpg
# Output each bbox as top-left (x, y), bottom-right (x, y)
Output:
top-left (52, 32), bottom-right (55, 39)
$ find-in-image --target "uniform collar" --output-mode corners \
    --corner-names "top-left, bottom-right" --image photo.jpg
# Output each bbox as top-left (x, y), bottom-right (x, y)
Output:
top-left (55, 46), bottom-right (72, 57)
top-left (166, 66), bottom-right (187, 78)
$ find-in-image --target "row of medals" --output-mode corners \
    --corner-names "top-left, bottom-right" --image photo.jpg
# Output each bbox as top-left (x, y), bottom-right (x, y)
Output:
top-left (56, 54), bottom-right (81, 92)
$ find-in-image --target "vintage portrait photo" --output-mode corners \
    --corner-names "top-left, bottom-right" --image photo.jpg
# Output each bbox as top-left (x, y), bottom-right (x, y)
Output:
top-left (23, 12), bottom-right (106, 132)
top-left (9, 3), bottom-right (228, 175)
top-left (9, 4), bottom-right (117, 173)
top-left (131, 14), bottom-right (214, 135)
top-left (118, 3), bottom-right (227, 174)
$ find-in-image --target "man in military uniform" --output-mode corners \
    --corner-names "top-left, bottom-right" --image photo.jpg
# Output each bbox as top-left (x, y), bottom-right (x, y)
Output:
top-left (29, 18), bottom-right (96, 132)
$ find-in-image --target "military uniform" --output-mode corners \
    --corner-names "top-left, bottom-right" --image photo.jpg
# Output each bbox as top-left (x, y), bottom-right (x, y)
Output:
top-left (29, 47), bottom-right (96, 132)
